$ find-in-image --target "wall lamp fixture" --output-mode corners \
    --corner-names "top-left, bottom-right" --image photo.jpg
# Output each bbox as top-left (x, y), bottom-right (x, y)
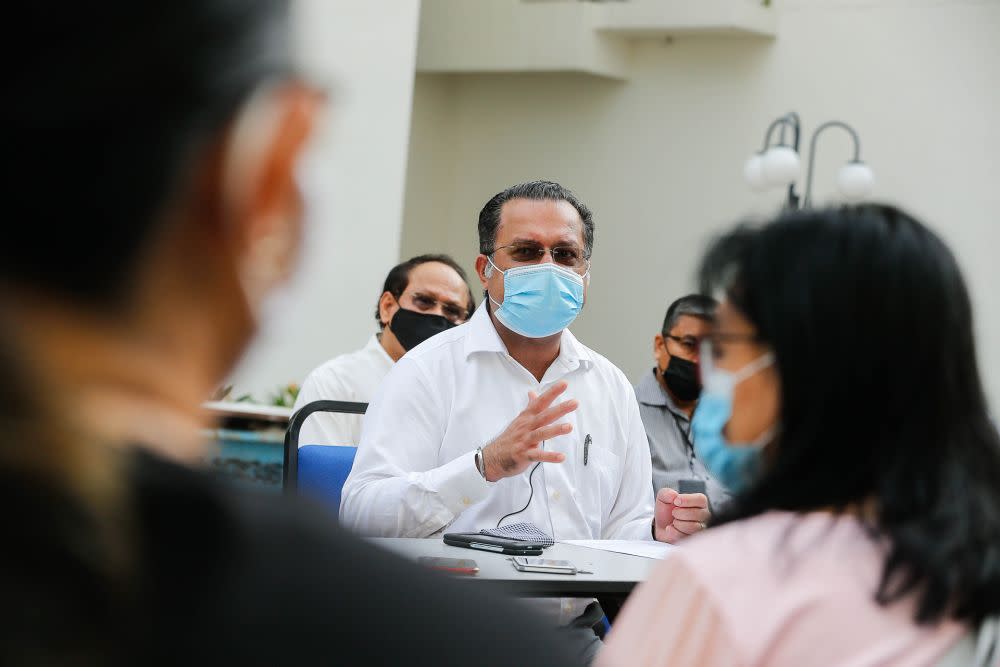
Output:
top-left (744, 112), bottom-right (875, 208)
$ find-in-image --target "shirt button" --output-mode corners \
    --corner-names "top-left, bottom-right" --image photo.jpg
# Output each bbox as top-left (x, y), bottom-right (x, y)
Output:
top-left (551, 491), bottom-right (560, 501)
top-left (462, 497), bottom-right (471, 506)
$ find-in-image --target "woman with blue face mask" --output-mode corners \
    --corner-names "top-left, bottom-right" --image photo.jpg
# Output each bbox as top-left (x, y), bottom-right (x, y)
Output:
top-left (598, 204), bottom-right (1000, 667)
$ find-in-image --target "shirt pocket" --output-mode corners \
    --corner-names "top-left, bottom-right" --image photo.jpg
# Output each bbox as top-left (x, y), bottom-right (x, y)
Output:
top-left (576, 445), bottom-right (622, 531)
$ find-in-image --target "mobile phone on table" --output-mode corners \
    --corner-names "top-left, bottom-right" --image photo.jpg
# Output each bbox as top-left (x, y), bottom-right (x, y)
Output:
top-left (443, 532), bottom-right (545, 555)
top-left (418, 557), bottom-right (479, 575)
top-left (510, 557), bottom-right (577, 575)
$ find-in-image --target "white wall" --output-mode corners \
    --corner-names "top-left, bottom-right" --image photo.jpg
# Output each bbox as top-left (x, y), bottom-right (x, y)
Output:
top-left (229, 0), bottom-right (421, 400)
top-left (400, 0), bottom-right (1000, 413)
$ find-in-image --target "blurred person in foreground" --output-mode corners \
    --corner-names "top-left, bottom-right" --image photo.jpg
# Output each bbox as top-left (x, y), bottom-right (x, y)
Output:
top-left (598, 205), bottom-right (1000, 666)
top-left (0, 3), bottom-right (577, 665)
top-left (293, 253), bottom-right (475, 446)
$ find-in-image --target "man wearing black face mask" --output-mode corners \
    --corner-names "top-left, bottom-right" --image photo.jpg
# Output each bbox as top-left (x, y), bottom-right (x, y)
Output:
top-left (636, 294), bottom-right (730, 509)
top-left (294, 254), bottom-right (475, 446)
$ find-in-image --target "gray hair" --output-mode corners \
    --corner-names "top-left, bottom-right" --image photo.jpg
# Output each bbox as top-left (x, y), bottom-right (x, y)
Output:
top-left (662, 294), bottom-right (718, 335)
top-left (477, 180), bottom-right (595, 261)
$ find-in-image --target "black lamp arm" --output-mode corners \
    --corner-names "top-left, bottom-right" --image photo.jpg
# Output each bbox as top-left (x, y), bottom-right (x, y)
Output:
top-left (760, 111), bottom-right (801, 152)
top-left (759, 112), bottom-right (802, 209)
top-left (803, 120), bottom-right (863, 208)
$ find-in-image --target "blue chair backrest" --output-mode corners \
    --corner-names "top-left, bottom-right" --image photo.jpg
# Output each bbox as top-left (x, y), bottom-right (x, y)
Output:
top-left (283, 400), bottom-right (368, 517)
top-left (297, 445), bottom-right (357, 514)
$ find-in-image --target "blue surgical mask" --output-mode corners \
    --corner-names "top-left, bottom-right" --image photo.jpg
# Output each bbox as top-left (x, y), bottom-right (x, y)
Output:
top-left (691, 346), bottom-right (777, 494)
top-left (487, 257), bottom-right (586, 338)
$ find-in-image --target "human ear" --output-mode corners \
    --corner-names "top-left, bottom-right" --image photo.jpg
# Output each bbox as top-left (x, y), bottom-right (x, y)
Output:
top-left (221, 84), bottom-right (323, 312)
top-left (654, 333), bottom-right (669, 371)
top-left (475, 255), bottom-right (490, 290)
top-left (379, 291), bottom-right (400, 326)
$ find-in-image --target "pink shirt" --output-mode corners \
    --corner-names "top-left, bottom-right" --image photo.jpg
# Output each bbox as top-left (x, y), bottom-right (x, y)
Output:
top-left (598, 511), bottom-right (967, 667)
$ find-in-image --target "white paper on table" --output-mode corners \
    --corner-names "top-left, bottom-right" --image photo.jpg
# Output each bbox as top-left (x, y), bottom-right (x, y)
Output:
top-left (561, 539), bottom-right (676, 560)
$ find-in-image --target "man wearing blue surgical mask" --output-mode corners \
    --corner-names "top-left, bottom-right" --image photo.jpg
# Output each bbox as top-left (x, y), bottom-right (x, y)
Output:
top-left (343, 180), bottom-right (708, 547)
top-left (343, 181), bottom-right (708, 657)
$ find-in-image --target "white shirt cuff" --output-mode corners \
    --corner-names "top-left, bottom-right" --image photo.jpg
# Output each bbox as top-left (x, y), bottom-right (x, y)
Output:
top-left (430, 450), bottom-right (496, 517)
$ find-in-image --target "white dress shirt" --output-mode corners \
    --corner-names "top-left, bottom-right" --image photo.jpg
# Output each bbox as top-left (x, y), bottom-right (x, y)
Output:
top-left (293, 334), bottom-right (394, 446)
top-left (341, 304), bottom-right (655, 541)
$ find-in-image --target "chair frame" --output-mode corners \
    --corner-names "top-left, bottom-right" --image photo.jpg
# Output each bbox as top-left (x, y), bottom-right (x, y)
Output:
top-left (282, 400), bottom-right (368, 493)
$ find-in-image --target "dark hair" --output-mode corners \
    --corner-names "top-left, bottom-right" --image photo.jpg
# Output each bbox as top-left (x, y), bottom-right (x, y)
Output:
top-left (5, 1), bottom-right (292, 308)
top-left (1, 3), bottom-right (293, 662)
top-left (477, 180), bottom-right (595, 258)
top-left (376, 254), bottom-right (476, 328)
top-left (699, 204), bottom-right (1000, 625)
top-left (662, 294), bottom-right (718, 336)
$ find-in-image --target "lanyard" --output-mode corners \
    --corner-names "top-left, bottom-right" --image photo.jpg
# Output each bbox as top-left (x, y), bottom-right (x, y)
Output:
top-left (668, 409), bottom-right (697, 475)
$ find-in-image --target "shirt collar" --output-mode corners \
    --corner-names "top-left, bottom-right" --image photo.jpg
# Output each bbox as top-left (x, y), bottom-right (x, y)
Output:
top-left (636, 367), bottom-right (689, 419)
top-left (463, 302), bottom-right (593, 369)
top-left (558, 327), bottom-right (593, 368)
top-left (367, 333), bottom-right (395, 366)
top-left (463, 303), bottom-right (508, 357)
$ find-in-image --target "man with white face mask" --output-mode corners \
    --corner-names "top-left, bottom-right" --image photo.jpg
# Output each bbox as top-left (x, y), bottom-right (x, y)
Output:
top-left (342, 180), bottom-right (708, 548)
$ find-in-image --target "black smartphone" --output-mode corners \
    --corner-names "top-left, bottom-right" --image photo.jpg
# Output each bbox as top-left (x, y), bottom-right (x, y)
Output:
top-left (678, 479), bottom-right (707, 495)
top-left (443, 532), bottom-right (545, 555)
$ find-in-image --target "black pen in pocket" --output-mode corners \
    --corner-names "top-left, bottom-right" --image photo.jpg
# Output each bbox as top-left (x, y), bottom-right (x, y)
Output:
top-left (584, 434), bottom-right (591, 466)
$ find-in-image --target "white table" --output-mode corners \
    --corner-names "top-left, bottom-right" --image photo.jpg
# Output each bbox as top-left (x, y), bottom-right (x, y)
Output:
top-left (371, 538), bottom-right (660, 598)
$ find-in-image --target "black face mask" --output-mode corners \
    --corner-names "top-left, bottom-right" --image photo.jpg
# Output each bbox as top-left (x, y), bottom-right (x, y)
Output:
top-left (389, 307), bottom-right (457, 351)
top-left (662, 356), bottom-right (702, 402)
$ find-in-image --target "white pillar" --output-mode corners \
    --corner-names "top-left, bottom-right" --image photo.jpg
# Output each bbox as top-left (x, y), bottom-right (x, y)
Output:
top-left (228, 0), bottom-right (421, 400)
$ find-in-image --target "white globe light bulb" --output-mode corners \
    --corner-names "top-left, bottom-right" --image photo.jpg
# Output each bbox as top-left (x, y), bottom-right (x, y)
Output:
top-left (743, 153), bottom-right (768, 191)
top-left (837, 161), bottom-right (875, 201)
top-left (761, 145), bottom-right (801, 186)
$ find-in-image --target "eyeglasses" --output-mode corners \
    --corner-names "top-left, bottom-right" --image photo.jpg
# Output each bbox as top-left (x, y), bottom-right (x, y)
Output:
top-left (664, 334), bottom-right (703, 355)
top-left (404, 292), bottom-right (469, 324)
top-left (490, 242), bottom-right (590, 271)
top-left (702, 332), bottom-right (762, 360)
